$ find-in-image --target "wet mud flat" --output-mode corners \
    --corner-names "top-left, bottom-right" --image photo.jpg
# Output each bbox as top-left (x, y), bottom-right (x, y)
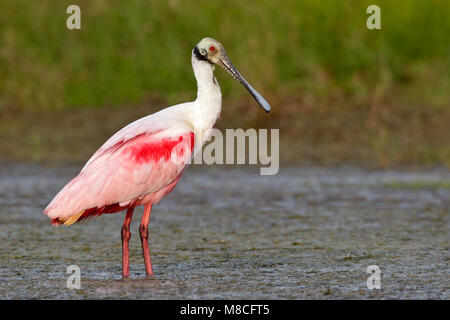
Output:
top-left (0, 164), bottom-right (448, 299)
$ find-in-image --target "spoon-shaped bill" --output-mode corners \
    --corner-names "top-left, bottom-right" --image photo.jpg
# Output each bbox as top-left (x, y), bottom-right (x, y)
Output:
top-left (217, 56), bottom-right (271, 113)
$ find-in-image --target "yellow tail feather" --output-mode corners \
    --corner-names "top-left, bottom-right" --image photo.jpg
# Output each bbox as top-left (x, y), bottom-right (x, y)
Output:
top-left (63, 211), bottom-right (85, 226)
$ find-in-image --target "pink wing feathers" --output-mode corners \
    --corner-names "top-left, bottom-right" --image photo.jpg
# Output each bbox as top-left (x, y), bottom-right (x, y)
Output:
top-left (44, 113), bottom-right (195, 226)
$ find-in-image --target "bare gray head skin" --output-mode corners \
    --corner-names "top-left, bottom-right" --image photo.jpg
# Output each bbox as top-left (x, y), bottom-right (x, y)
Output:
top-left (194, 37), bottom-right (271, 113)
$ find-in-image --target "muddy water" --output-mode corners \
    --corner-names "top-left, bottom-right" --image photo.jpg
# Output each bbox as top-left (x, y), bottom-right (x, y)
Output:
top-left (0, 164), bottom-right (448, 299)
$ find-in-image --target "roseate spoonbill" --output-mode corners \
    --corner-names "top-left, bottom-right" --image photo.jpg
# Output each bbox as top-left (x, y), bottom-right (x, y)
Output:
top-left (44, 38), bottom-right (271, 278)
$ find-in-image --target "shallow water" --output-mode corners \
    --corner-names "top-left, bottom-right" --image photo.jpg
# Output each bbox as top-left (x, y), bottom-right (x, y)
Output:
top-left (0, 164), bottom-right (448, 299)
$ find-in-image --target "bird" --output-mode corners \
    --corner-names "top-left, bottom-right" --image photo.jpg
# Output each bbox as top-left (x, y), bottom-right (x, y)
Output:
top-left (44, 37), bottom-right (271, 278)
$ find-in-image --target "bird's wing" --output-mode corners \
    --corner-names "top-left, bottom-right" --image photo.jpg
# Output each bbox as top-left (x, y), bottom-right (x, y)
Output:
top-left (44, 110), bottom-right (195, 222)
top-left (82, 107), bottom-right (190, 170)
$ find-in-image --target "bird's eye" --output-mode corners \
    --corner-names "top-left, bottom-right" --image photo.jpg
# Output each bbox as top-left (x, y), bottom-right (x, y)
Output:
top-left (200, 48), bottom-right (207, 56)
top-left (209, 46), bottom-right (216, 52)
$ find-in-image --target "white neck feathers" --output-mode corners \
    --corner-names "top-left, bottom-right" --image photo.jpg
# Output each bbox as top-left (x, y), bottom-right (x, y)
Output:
top-left (189, 52), bottom-right (222, 135)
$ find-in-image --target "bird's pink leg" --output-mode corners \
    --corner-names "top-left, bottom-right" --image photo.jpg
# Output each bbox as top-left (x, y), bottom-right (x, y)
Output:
top-left (139, 204), bottom-right (153, 276)
top-left (121, 207), bottom-right (134, 278)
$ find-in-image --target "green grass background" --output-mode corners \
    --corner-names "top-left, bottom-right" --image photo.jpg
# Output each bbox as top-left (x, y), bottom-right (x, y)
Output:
top-left (0, 0), bottom-right (449, 165)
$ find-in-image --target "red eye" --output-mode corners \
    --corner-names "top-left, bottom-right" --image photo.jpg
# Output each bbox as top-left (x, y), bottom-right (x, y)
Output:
top-left (209, 46), bottom-right (215, 52)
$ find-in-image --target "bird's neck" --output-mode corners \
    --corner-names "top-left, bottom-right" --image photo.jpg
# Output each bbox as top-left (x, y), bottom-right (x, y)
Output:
top-left (190, 54), bottom-right (222, 134)
top-left (192, 56), bottom-right (221, 103)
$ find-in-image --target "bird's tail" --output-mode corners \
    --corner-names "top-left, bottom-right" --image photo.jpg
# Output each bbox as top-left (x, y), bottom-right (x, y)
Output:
top-left (50, 210), bottom-right (85, 226)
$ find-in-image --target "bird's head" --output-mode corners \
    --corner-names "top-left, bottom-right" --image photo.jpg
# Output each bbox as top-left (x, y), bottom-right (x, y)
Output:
top-left (193, 37), bottom-right (271, 113)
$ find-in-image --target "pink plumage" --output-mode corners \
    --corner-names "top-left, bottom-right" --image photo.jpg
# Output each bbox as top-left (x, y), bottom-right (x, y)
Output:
top-left (44, 123), bottom-right (194, 226)
top-left (43, 37), bottom-right (270, 277)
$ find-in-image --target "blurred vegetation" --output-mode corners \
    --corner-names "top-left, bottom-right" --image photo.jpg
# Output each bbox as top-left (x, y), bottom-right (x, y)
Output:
top-left (0, 0), bottom-right (449, 166)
